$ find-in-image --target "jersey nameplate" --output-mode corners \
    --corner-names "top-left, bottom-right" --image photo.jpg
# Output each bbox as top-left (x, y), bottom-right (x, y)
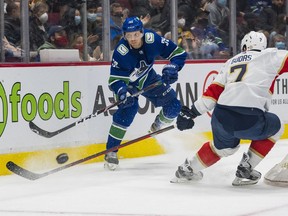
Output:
top-left (145, 33), bottom-right (154, 44)
top-left (117, 44), bottom-right (129, 56)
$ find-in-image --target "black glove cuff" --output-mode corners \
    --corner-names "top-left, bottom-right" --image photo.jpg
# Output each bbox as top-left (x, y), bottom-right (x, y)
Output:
top-left (190, 105), bottom-right (201, 119)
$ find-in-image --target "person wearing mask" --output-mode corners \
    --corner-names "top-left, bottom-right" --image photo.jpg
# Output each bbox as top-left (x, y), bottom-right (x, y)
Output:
top-left (29, 1), bottom-right (49, 52)
top-left (60, 7), bottom-right (82, 36)
top-left (36, 25), bottom-right (69, 61)
top-left (86, 2), bottom-right (101, 53)
top-left (206, 0), bottom-right (229, 28)
top-left (270, 33), bottom-right (286, 50)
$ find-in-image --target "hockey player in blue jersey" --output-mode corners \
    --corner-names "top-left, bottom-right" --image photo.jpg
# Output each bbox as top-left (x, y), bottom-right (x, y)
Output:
top-left (104, 16), bottom-right (187, 170)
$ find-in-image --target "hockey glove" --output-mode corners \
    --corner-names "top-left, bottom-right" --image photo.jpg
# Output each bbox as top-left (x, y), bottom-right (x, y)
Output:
top-left (176, 106), bottom-right (196, 131)
top-left (162, 64), bottom-right (179, 84)
top-left (117, 86), bottom-right (135, 109)
top-left (117, 86), bottom-right (128, 101)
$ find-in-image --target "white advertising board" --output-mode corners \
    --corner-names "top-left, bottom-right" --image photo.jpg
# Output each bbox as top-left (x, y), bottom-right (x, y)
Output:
top-left (0, 62), bottom-right (287, 154)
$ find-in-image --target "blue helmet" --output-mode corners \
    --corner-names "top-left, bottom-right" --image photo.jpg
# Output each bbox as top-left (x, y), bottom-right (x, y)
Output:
top-left (122, 16), bottom-right (143, 33)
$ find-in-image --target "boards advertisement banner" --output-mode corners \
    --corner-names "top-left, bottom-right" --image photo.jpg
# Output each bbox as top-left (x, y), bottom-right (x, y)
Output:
top-left (0, 62), bottom-right (287, 154)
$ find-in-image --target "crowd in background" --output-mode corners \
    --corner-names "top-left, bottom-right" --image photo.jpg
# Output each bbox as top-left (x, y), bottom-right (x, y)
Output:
top-left (2, 0), bottom-right (288, 62)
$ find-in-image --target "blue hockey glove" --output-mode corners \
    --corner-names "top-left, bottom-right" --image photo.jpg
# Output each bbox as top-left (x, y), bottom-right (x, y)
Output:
top-left (118, 96), bottom-right (135, 109)
top-left (162, 64), bottom-right (179, 84)
top-left (176, 106), bottom-right (196, 131)
top-left (117, 86), bottom-right (135, 109)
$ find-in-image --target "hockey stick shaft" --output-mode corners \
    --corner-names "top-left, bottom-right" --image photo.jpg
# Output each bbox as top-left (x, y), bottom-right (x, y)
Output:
top-left (7, 125), bottom-right (175, 180)
top-left (29, 80), bottom-right (162, 138)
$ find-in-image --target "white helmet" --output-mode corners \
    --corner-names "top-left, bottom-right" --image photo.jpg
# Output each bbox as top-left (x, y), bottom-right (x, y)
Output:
top-left (241, 31), bottom-right (267, 51)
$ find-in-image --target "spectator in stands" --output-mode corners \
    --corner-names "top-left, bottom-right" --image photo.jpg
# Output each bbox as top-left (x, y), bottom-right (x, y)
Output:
top-left (178, 0), bottom-right (202, 29)
top-left (60, 7), bottom-right (82, 37)
top-left (130, 0), bottom-right (168, 33)
top-left (29, 1), bottom-right (49, 52)
top-left (46, 0), bottom-right (79, 26)
top-left (69, 33), bottom-right (102, 61)
top-left (129, 6), bottom-right (151, 28)
top-left (111, 0), bottom-right (133, 11)
top-left (270, 33), bottom-right (286, 49)
top-left (149, 0), bottom-right (171, 35)
top-left (245, 0), bottom-right (271, 15)
top-left (190, 10), bottom-right (228, 59)
top-left (86, 2), bottom-right (102, 52)
top-left (110, 3), bottom-right (124, 49)
top-left (55, 0), bottom-right (70, 24)
top-left (145, 0), bottom-right (161, 18)
top-left (206, 0), bottom-right (229, 29)
top-left (4, 1), bottom-right (21, 47)
top-left (164, 11), bottom-right (195, 59)
top-left (258, 0), bottom-right (286, 33)
top-left (36, 25), bottom-right (69, 61)
top-left (132, 0), bottom-right (160, 18)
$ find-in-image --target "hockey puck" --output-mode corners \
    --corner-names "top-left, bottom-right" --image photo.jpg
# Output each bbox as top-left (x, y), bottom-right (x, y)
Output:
top-left (56, 153), bottom-right (69, 164)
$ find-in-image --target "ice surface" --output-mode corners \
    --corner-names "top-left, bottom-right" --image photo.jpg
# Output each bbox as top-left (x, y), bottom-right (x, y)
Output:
top-left (0, 131), bottom-right (288, 216)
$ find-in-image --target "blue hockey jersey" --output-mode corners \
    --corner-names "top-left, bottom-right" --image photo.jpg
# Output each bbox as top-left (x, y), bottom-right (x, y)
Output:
top-left (109, 29), bottom-right (187, 93)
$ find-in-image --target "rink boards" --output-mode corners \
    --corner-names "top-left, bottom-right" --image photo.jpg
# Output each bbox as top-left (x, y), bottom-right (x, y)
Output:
top-left (0, 61), bottom-right (287, 176)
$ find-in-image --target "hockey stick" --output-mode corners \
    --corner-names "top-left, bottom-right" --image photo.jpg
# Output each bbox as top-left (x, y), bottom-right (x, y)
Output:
top-left (29, 80), bottom-right (162, 138)
top-left (7, 125), bottom-right (175, 180)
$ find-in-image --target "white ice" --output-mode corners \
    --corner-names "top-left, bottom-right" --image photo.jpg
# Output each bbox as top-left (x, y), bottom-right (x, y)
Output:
top-left (0, 130), bottom-right (288, 216)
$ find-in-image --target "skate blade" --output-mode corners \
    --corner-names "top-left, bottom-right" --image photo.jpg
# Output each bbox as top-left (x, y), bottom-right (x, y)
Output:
top-left (232, 177), bottom-right (259, 186)
top-left (104, 162), bottom-right (118, 171)
top-left (170, 176), bottom-right (202, 183)
top-left (170, 177), bottom-right (191, 183)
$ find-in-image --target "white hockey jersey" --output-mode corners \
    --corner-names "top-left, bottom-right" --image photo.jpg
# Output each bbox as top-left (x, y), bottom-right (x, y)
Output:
top-left (194, 48), bottom-right (288, 114)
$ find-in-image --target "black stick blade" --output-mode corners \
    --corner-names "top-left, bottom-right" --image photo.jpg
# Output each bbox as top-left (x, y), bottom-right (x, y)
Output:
top-left (6, 161), bottom-right (42, 181)
top-left (29, 121), bottom-right (56, 138)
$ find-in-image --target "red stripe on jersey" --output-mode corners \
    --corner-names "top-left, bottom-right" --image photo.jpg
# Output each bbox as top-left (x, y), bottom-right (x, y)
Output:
top-left (269, 75), bottom-right (279, 94)
top-left (203, 83), bottom-right (224, 101)
top-left (270, 55), bottom-right (288, 93)
top-left (250, 139), bottom-right (275, 158)
top-left (278, 55), bottom-right (288, 75)
top-left (197, 142), bottom-right (220, 167)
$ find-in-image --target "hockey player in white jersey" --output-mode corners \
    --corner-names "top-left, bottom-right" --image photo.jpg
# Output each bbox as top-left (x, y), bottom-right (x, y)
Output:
top-left (172, 31), bottom-right (287, 186)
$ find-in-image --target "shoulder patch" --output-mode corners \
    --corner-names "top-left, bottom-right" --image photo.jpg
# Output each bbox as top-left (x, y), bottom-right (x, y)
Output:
top-left (117, 44), bottom-right (129, 56)
top-left (145, 33), bottom-right (154, 44)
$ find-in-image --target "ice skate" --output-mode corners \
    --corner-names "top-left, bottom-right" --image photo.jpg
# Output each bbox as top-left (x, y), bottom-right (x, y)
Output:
top-left (170, 159), bottom-right (203, 183)
top-left (104, 152), bottom-right (119, 171)
top-left (232, 153), bottom-right (262, 186)
top-left (149, 115), bottom-right (163, 133)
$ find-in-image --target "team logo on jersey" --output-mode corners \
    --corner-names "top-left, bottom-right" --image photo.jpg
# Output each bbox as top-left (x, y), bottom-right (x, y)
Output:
top-left (117, 44), bottom-right (128, 56)
top-left (129, 60), bottom-right (151, 82)
top-left (145, 33), bottom-right (154, 44)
